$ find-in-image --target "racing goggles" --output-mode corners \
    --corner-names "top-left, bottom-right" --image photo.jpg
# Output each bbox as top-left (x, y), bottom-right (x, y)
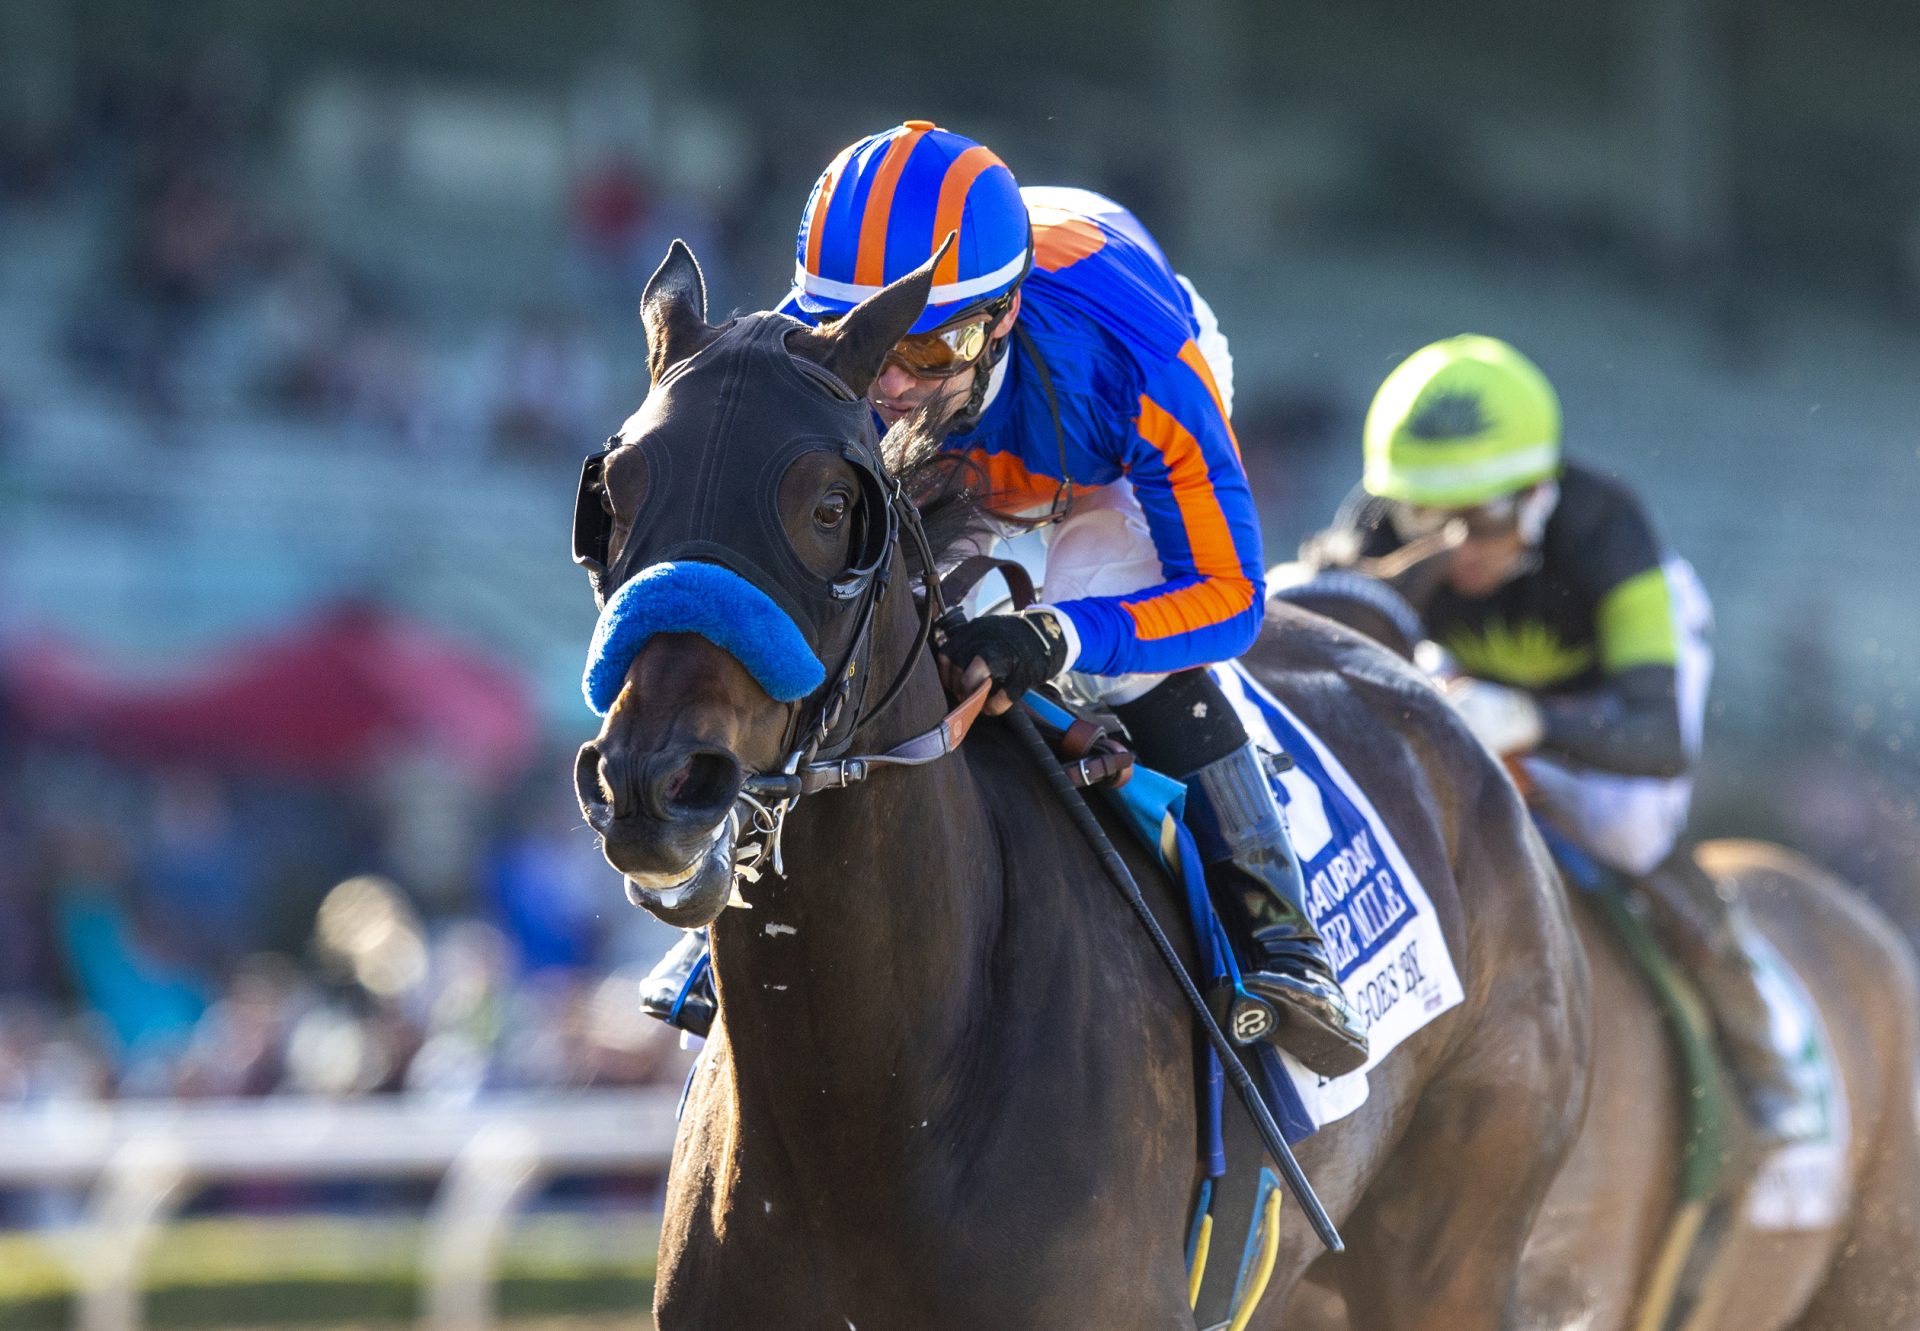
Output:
top-left (1388, 494), bottom-right (1524, 541)
top-left (879, 297), bottom-right (1010, 378)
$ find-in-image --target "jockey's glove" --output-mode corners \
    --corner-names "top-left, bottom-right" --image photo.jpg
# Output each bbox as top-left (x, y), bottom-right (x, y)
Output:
top-left (939, 608), bottom-right (1071, 703)
top-left (1446, 677), bottom-right (1545, 757)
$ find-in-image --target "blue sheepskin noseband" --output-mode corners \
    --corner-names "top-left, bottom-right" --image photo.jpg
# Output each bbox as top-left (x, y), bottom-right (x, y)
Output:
top-left (583, 561), bottom-right (826, 715)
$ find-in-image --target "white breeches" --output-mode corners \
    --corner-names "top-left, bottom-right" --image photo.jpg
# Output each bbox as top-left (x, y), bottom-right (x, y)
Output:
top-left (1520, 558), bottom-right (1714, 875)
top-left (1039, 481), bottom-right (1169, 704)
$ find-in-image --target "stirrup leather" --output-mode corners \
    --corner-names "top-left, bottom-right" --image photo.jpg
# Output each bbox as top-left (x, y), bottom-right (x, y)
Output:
top-left (1185, 744), bottom-right (1370, 1078)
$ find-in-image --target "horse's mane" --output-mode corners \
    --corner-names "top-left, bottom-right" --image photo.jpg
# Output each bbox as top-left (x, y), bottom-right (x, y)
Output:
top-left (778, 307), bottom-right (990, 568)
top-left (882, 412), bottom-right (992, 569)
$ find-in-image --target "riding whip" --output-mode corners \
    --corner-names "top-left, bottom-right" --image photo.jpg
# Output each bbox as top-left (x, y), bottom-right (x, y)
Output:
top-left (1001, 699), bottom-right (1345, 1253)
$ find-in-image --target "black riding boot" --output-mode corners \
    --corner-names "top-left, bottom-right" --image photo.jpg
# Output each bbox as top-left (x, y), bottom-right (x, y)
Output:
top-left (1634, 849), bottom-right (1803, 1147)
top-left (639, 929), bottom-right (716, 1038)
top-left (1115, 671), bottom-right (1370, 1078)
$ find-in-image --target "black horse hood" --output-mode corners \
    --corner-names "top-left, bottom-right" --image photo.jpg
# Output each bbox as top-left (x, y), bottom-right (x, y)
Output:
top-left (615, 314), bottom-right (889, 647)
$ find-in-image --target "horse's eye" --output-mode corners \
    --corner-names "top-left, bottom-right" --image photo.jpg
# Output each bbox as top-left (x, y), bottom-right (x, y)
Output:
top-left (597, 484), bottom-right (615, 517)
top-left (814, 490), bottom-right (850, 530)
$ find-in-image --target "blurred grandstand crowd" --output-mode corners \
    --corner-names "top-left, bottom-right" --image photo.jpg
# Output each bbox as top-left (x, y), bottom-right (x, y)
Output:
top-left (0, 47), bottom-right (771, 455)
top-left (0, 49), bottom-right (699, 1111)
top-left (1, 26), bottom-right (1917, 1122)
top-left (0, 726), bottom-right (686, 1107)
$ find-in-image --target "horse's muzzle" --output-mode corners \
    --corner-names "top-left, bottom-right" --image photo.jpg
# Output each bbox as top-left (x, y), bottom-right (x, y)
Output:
top-left (575, 740), bottom-right (743, 928)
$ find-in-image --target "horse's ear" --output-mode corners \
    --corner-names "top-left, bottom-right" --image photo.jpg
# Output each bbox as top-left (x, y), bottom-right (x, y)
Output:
top-left (640, 240), bottom-right (711, 382)
top-left (804, 232), bottom-right (950, 397)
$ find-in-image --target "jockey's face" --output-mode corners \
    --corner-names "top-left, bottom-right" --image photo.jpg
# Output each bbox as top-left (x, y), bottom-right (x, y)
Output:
top-left (867, 293), bottom-right (1021, 430)
top-left (1391, 485), bottom-right (1540, 599)
top-left (1445, 524), bottom-right (1530, 598)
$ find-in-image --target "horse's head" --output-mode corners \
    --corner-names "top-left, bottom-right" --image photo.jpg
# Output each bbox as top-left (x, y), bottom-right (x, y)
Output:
top-left (571, 240), bottom-right (941, 928)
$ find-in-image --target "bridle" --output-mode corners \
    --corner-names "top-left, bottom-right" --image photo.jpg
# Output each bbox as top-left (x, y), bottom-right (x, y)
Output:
top-left (571, 337), bottom-right (991, 884)
top-left (716, 469), bottom-right (994, 885)
top-left (734, 461), bottom-right (989, 805)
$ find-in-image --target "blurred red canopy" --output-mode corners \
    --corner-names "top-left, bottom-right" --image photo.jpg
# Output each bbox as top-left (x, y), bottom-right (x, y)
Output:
top-left (4, 602), bottom-right (538, 782)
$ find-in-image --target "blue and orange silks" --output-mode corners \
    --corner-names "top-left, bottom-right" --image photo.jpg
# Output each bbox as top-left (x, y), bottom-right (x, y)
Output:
top-left (947, 187), bottom-right (1264, 679)
top-left (785, 180), bottom-right (1266, 681)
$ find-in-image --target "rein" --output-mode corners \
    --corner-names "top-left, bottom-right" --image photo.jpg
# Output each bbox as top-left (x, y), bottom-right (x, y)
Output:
top-left (741, 679), bottom-right (991, 802)
top-left (1012, 324), bottom-right (1076, 528)
top-left (727, 473), bottom-right (994, 880)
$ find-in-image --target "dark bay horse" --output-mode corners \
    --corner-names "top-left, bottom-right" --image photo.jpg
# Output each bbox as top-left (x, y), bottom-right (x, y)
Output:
top-left (570, 240), bottom-right (1910, 1329)
top-left (1272, 564), bottom-right (1920, 1331)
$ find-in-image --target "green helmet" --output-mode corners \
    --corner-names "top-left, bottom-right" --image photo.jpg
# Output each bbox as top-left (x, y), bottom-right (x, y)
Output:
top-left (1363, 335), bottom-right (1562, 508)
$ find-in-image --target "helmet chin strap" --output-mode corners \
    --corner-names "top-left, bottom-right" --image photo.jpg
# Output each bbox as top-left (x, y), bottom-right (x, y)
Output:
top-left (1497, 479), bottom-right (1562, 586)
top-left (942, 326), bottom-right (1015, 434)
top-left (1516, 479), bottom-right (1560, 547)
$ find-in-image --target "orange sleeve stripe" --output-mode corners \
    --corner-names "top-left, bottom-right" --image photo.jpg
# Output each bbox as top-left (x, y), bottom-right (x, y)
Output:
top-left (854, 128), bottom-right (928, 287)
top-left (931, 146), bottom-right (1004, 286)
top-left (1126, 579), bottom-right (1257, 642)
top-left (1031, 214), bottom-right (1106, 272)
top-left (1123, 394), bottom-right (1256, 642)
top-left (1176, 341), bottom-right (1240, 459)
top-left (1133, 396), bottom-right (1245, 581)
top-left (961, 448), bottom-right (1090, 516)
top-left (804, 144), bottom-right (856, 276)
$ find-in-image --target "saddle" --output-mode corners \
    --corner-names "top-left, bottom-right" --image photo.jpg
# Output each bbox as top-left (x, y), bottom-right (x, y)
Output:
top-left (1021, 695), bottom-right (1137, 792)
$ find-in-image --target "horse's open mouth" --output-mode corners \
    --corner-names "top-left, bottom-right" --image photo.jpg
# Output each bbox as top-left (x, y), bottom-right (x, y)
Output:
top-left (618, 815), bottom-right (737, 928)
top-left (573, 742), bottom-right (741, 929)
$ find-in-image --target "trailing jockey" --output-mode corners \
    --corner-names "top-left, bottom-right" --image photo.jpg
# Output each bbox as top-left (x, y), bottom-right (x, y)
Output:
top-left (639, 121), bottom-right (1369, 1078)
top-left (1315, 333), bottom-right (1798, 1143)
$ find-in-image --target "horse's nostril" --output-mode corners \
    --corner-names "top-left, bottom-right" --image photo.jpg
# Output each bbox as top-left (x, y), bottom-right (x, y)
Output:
top-left (650, 750), bottom-right (742, 820)
top-left (575, 743), bottom-right (617, 816)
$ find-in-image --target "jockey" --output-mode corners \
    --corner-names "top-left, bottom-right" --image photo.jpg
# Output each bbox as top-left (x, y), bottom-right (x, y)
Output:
top-left (1321, 333), bottom-right (1796, 1142)
top-left (641, 121), bottom-right (1369, 1079)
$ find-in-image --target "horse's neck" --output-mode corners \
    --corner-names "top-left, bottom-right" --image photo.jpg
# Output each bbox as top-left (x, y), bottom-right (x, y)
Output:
top-left (707, 653), bottom-right (1004, 1138)
top-left (680, 598), bottom-right (1202, 1292)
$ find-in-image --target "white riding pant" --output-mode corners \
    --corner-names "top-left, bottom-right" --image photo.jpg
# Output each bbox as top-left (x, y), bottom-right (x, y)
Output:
top-left (1520, 558), bottom-right (1714, 876)
top-left (967, 276), bottom-right (1236, 707)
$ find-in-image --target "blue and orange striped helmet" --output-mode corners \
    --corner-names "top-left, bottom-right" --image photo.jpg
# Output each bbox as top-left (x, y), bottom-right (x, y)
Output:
top-left (788, 122), bottom-right (1031, 335)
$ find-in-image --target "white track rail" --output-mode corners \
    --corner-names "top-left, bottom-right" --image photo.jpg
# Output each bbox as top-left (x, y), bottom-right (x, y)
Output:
top-left (0, 1089), bottom-right (680, 1331)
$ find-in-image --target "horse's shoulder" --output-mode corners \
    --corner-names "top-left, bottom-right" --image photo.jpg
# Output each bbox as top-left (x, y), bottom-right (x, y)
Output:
top-left (960, 720), bottom-right (1162, 869)
top-left (958, 711), bottom-right (1188, 937)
